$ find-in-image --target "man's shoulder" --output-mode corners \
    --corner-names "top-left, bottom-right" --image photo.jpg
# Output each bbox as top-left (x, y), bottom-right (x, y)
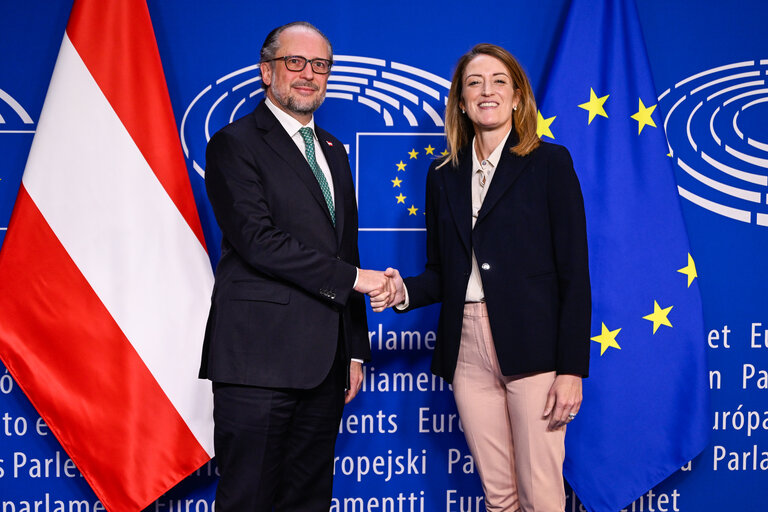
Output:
top-left (314, 124), bottom-right (342, 147)
top-left (213, 110), bottom-right (259, 139)
top-left (211, 101), bottom-right (274, 141)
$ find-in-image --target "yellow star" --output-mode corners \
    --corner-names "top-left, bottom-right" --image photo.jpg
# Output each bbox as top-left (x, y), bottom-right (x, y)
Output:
top-left (424, 145), bottom-right (435, 155)
top-left (578, 88), bottom-right (609, 124)
top-left (408, 149), bottom-right (419, 159)
top-left (643, 301), bottom-right (673, 334)
top-left (440, 149), bottom-right (449, 157)
top-left (677, 253), bottom-right (698, 287)
top-left (395, 193), bottom-right (406, 204)
top-left (396, 161), bottom-right (406, 171)
top-left (591, 323), bottom-right (622, 356)
top-left (391, 176), bottom-right (403, 188)
top-left (408, 205), bottom-right (419, 216)
top-left (631, 98), bottom-right (657, 134)
top-left (537, 111), bottom-right (556, 139)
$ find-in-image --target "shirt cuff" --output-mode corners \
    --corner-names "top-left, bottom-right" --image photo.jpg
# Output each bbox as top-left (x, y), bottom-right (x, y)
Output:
top-left (394, 283), bottom-right (410, 310)
top-left (351, 358), bottom-right (364, 364)
top-left (353, 268), bottom-right (359, 288)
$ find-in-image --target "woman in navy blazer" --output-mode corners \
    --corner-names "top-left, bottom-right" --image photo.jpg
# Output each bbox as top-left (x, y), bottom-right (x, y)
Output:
top-left (377, 44), bottom-right (591, 511)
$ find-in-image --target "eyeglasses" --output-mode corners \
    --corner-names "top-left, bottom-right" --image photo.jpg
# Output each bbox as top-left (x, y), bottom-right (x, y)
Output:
top-left (265, 55), bottom-right (333, 74)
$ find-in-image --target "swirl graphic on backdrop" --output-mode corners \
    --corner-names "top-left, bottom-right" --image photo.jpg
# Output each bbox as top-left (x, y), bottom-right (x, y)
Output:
top-left (181, 55), bottom-right (451, 231)
top-left (659, 59), bottom-right (768, 227)
top-left (0, 88), bottom-right (35, 133)
top-left (181, 55), bottom-right (450, 178)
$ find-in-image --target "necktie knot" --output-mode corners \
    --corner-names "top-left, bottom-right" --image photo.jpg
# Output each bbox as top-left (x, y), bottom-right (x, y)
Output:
top-left (299, 126), bottom-right (314, 147)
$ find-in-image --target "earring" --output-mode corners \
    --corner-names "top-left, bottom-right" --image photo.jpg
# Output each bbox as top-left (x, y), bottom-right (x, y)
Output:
top-left (461, 109), bottom-right (466, 114)
top-left (513, 105), bottom-right (518, 111)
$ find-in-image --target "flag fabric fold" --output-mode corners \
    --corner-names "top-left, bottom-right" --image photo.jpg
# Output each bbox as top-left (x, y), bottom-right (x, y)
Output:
top-left (538, 0), bottom-right (710, 510)
top-left (0, 0), bottom-right (214, 510)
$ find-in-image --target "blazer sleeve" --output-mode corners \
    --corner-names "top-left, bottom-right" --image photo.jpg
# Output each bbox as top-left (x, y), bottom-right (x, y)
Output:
top-left (547, 145), bottom-right (592, 376)
top-left (401, 161), bottom-right (445, 310)
top-left (205, 129), bottom-right (358, 306)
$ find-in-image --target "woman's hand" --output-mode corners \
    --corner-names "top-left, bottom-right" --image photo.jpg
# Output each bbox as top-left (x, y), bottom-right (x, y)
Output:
top-left (542, 374), bottom-right (582, 431)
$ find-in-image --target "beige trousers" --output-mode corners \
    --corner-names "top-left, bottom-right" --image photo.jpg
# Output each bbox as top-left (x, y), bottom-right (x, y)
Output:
top-left (453, 302), bottom-right (566, 512)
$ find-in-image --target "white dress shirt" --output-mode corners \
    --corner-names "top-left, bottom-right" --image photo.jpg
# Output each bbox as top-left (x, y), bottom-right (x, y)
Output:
top-left (265, 97), bottom-right (335, 206)
top-left (464, 129), bottom-right (511, 302)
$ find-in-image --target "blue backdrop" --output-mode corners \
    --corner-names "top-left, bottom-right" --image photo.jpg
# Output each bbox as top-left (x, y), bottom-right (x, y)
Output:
top-left (1, 1), bottom-right (767, 510)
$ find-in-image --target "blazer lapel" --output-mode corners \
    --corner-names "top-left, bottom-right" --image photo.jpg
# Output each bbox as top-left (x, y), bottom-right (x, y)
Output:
top-left (442, 151), bottom-right (473, 255)
top-left (476, 134), bottom-right (533, 225)
top-left (316, 128), bottom-right (346, 244)
top-left (255, 103), bottom-right (335, 227)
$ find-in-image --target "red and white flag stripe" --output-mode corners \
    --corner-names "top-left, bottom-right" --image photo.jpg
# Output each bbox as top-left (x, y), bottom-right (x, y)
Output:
top-left (0, 1), bottom-right (213, 510)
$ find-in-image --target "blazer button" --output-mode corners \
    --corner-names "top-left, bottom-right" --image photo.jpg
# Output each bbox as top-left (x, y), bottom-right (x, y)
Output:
top-left (481, 263), bottom-right (491, 271)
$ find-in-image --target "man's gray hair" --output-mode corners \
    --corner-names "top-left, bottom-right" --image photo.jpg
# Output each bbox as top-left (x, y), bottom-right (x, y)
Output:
top-left (260, 21), bottom-right (333, 63)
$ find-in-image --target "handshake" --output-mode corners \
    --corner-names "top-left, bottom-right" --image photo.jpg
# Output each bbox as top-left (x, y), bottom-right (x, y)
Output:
top-left (354, 268), bottom-right (406, 313)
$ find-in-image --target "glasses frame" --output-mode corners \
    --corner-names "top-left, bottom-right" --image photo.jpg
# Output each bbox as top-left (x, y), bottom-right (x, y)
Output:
top-left (265, 55), bottom-right (333, 74)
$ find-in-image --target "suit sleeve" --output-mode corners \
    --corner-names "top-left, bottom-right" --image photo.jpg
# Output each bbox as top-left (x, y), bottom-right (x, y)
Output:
top-left (205, 129), bottom-right (357, 306)
top-left (547, 145), bottom-right (591, 376)
top-left (401, 161), bottom-right (444, 310)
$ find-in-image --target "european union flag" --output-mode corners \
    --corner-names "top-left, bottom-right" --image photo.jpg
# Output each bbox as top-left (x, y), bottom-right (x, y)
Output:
top-left (356, 133), bottom-right (446, 230)
top-left (538, 0), bottom-right (710, 510)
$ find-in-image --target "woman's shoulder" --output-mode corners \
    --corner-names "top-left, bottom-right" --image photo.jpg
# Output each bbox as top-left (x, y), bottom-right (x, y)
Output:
top-left (529, 140), bottom-right (574, 173)
top-left (532, 140), bottom-right (571, 160)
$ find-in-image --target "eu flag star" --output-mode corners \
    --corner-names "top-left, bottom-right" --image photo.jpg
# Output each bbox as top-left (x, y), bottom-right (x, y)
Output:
top-left (408, 149), bottom-right (419, 159)
top-left (537, 111), bottom-right (556, 139)
top-left (424, 145), bottom-right (435, 155)
top-left (395, 193), bottom-right (406, 204)
top-left (396, 160), bottom-right (407, 171)
top-left (677, 253), bottom-right (698, 287)
top-left (591, 323), bottom-right (622, 355)
top-left (631, 98), bottom-right (657, 134)
top-left (578, 88), bottom-right (609, 124)
top-left (407, 205), bottom-right (419, 216)
top-left (643, 301), bottom-right (673, 334)
top-left (391, 176), bottom-right (403, 188)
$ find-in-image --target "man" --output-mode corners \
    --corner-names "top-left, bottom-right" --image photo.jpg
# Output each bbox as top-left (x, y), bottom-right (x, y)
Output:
top-left (199, 21), bottom-right (389, 511)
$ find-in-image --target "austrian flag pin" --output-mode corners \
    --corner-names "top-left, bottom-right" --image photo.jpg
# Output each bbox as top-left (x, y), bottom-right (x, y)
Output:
top-left (325, 140), bottom-right (333, 146)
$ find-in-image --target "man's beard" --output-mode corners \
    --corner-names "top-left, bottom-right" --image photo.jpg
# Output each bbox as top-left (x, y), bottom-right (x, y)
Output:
top-left (273, 80), bottom-right (325, 115)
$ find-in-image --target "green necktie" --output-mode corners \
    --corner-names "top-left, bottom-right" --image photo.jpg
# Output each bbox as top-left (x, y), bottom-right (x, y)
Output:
top-left (299, 126), bottom-right (335, 226)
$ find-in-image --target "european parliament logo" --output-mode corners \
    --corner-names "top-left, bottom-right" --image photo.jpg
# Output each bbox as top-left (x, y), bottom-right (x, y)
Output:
top-left (659, 59), bottom-right (768, 227)
top-left (180, 55), bottom-right (451, 231)
top-left (0, 88), bottom-right (35, 237)
top-left (0, 88), bottom-right (34, 134)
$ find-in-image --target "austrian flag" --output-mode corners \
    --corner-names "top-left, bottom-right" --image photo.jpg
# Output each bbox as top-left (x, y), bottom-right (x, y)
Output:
top-left (0, 0), bottom-right (214, 510)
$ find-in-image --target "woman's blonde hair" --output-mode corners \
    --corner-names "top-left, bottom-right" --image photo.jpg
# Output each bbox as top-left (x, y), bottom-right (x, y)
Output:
top-left (442, 43), bottom-right (540, 167)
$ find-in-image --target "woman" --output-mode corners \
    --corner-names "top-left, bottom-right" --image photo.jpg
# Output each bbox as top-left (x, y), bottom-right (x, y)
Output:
top-left (376, 44), bottom-right (591, 511)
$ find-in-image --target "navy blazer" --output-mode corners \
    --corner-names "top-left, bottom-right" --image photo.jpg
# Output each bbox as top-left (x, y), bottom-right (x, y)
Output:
top-left (403, 132), bottom-right (591, 383)
top-left (199, 100), bottom-right (370, 388)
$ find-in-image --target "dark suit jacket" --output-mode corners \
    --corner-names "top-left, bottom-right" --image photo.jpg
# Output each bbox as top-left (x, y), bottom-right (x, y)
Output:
top-left (403, 132), bottom-right (591, 383)
top-left (199, 100), bottom-right (370, 389)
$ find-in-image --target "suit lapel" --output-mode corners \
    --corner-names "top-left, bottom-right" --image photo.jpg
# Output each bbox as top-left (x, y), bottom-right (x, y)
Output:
top-left (316, 127), bottom-right (346, 245)
top-left (475, 134), bottom-right (533, 225)
top-left (255, 103), bottom-right (335, 227)
top-left (442, 150), bottom-right (473, 255)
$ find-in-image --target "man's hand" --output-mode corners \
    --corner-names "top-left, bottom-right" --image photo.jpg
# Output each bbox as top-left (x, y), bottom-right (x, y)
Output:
top-left (354, 269), bottom-right (390, 304)
top-left (542, 374), bottom-right (582, 431)
top-left (345, 360), bottom-right (363, 404)
top-left (370, 267), bottom-right (405, 312)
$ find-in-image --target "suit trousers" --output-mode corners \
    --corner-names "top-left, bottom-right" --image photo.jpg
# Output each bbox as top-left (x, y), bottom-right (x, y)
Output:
top-left (212, 347), bottom-right (346, 511)
top-left (453, 302), bottom-right (566, 512)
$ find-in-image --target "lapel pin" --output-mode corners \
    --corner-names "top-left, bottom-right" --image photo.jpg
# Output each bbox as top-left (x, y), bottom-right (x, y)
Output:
top-left (325, 140), bottom-right (333, 147)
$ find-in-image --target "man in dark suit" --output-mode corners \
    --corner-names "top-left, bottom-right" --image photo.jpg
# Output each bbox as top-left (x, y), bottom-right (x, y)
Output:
top-left (199, 21), bottom-right (389, 511)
